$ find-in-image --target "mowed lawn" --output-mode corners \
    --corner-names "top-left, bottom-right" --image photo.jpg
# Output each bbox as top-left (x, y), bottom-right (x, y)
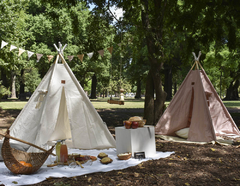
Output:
top-left (0, 98), bottom-right (239, 110)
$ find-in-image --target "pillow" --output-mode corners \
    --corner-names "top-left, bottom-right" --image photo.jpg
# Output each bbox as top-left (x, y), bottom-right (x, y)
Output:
top-left (175, 128), bottom-right (189, 139)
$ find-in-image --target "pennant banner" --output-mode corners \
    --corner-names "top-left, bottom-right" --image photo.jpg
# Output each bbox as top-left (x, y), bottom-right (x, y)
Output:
top-left (47, 55), bottom-right (54, 62)
top-left (1, 39), bottom-right (120, 63)
top-left (77, 54), bottom-right (84, 62)
top-left (18, 48), bottom-right (25, 56)
top-left (98, 50), bottom-right (104, 57)
top-left (10, 45), bottom-right (17, 51)
top-left (107, 46), bottom-right (113, 54)
top-left (67, 55), bottom-right (74, 62)
top-left (36, 53), bottom-right (43, 62)
top-left (129, 58), bottom-right (133, 64)
top-left (87, 52), bottom-right (94, 59)
top-left (1, 40), bottom-right (8, 49)
top-left (27, 51), bottom-right (34, 60)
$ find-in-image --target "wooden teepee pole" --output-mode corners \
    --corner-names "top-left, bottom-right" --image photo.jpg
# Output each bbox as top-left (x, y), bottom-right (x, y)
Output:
top-left (191, 51), bottom-right (202, 70)
top-left (0, 130), bottom-right (55, 156)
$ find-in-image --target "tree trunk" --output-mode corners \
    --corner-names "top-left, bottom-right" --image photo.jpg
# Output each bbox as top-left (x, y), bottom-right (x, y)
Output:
top-left (224, 79), bottom-right (239, 100)
top-left (152, 63), bottom-right (167, 124)
top-left (90, 74), bottom-right (97, 99)
top-left (19, 69), bottom-right (26, 100)
top-left (11, 72), bottom-right (17, 99)
top-left (20, 69), bottom-right (25, 94)
top-left (144, 69), bottom-right (155, 125)
top-left (1, 68), bottom-right (10, 88)
top-left (174, 82), bottom-right (177, 95)
top-left (135, 79), bottom-right (142, 99)
top-left (141, 0), bottom-right (167, 125)
top-left (164, 64), bottom-right (172, 101)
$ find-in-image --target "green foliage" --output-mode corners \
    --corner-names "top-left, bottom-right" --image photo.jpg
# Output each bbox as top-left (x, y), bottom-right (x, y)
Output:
top-left (204, 43), bottom-right (240, 96)
top-left (1, 0), bottom-right (240, 100)
top-left (0, 81), bottom-right (11, 99)
top-left (24, 67), bottom-right (41, 93)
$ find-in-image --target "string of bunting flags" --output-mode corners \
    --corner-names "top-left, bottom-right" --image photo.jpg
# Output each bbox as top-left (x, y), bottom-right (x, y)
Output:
top-left (1, 40), bottom-right (116, 63)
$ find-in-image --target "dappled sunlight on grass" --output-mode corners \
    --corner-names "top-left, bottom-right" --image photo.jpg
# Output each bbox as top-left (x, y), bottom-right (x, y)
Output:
top-left (0, 98), bottom-right (238, 110)
top-left (0, 101), bottom-right (27, 110)
top-left (222, 101), bottom-right (240, 109)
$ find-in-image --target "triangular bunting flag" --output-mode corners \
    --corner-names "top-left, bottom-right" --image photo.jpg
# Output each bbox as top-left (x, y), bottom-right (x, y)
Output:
top-left (98, 50), bottom-right (104, 57)
top-left (36, 53), bottom-right (43, 62)
top-left (27, 51), bottom-right (34, 60)
top-left (10, 45), bottom-right (17, 51)
top-left (77, 54), bottom-right (84, 62)
top-left (87, 52), bottom-right (94, 59)
top-left (129, 58), bottom-right (133, 64)
top-left (67, 55), bottom-right (74, 62)
top-left (47, 55), bottom-right (54, 62)
top-left (18, 48), bottom-right (25, 56)
top-left (1, 40), bottom-right (8, 49)
top-left (107, 46), bottom-right (113, 54)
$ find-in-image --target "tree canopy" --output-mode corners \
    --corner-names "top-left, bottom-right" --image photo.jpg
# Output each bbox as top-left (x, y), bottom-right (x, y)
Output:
top-left (0, 0), bottom-right (240, 122)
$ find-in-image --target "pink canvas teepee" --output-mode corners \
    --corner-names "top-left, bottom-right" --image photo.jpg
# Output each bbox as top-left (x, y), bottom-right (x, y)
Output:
top-left (155, 52), bottom-right (240, 142)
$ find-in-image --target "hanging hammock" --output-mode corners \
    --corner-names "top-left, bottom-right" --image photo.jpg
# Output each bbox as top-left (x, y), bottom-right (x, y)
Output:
top-left (0, 130), bottom-right (55, 175)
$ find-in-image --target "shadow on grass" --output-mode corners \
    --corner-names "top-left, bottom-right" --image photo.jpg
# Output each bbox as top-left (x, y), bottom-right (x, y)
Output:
top-left (90, 98), bottom-right (145, 102)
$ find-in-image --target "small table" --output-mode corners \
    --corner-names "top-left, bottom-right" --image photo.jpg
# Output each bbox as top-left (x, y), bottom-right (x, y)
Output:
top-left (115, 125), bottom-right (156, 157)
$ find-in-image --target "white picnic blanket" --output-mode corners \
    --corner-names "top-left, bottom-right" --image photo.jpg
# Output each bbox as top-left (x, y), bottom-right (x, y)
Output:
top-left (156, 135), bottom-right (234, 145)
top-left (0, 148), bottom-right (174, 186)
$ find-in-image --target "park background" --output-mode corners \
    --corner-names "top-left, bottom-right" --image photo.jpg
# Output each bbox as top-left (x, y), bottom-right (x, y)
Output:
top-left (1, 1), bottom-right (240, 185)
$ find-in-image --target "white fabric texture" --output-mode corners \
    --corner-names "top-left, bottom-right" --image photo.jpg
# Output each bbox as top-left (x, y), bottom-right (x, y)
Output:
top-left (10, 45), bottom-right (17, 51)
top-left (175, 128), bottom-right (189, 139)
top-left (18, 48), bottom-right (25, 56)
top-left (156, 135), bottom-right (234, 146)
top-left (0, 148), bottom-right (174, 186)
top-left (1, 40), bottom-right (8, 49)
top-left (87, 52), bottom-right (94, 59)
top-left (27, 50), bottom-right (34, 60)
top-left (9, 54), bottom-right (116, 151)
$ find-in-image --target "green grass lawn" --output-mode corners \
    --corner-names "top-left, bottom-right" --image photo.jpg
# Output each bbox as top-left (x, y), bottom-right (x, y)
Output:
top-left (222, 100), bottom-right (240, 109)
top-left (0, 98), bottom-right (239, 110)
top-left (0, 101), bottom-right (27, 110)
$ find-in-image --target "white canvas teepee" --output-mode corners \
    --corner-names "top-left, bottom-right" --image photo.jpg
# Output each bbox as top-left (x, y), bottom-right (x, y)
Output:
top-left (9, 43), bottom-right (116, 151)
top-left (155, 51), bottom-right (240, 142)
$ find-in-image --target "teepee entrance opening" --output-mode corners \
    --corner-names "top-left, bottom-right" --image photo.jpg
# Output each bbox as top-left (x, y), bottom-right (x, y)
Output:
top-left (49, 87), bottom-right (72, 141)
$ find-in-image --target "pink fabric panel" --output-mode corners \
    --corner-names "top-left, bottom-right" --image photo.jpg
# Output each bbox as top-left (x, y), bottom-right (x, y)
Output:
top-left (200, 70), bottom-right (240, 136)
top-left (155, 70), bottom-right (195, 136)
top-left (187, 71), bottom-right (216, 142)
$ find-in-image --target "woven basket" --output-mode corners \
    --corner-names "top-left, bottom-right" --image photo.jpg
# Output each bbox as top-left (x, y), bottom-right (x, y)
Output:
top-left (1, 130), bottom-right (55, 175)
top-left (117, 153), bottom-right (132, 160)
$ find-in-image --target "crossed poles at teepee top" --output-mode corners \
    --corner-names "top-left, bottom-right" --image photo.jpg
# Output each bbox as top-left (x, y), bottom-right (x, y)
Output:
top-left (53, 42), bottom-right (67, 63)
top-left (191, 51), bottom-right (203, 70)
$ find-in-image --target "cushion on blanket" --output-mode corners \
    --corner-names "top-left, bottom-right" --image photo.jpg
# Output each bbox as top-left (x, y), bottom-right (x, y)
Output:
top-left (175, 128), bottom-right (189, 139)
